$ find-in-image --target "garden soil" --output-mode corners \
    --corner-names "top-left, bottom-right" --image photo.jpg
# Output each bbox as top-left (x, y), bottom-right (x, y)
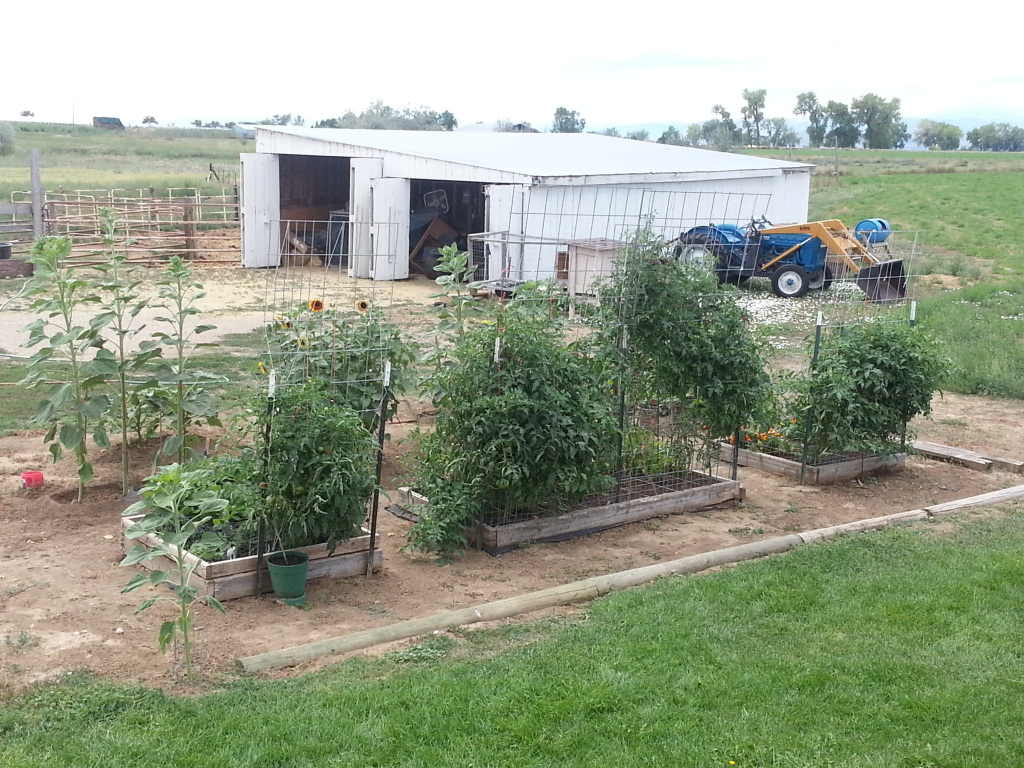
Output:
top-left (1, 265), bottom-right (1023, 691)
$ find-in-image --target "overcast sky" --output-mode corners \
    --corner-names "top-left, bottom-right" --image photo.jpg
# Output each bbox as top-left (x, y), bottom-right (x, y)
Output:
top-left (4, 0), bottom-right (1020, 131)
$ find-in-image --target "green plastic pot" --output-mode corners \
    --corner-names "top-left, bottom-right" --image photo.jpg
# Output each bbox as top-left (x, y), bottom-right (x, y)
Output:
top-left (266, 550), bottom-right (310, 606)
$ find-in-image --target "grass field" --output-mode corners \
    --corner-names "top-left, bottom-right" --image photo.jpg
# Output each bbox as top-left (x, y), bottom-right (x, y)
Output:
top-left (0, 122), bottom-right (252, 201)
top-left (746, 146), bottom-right (1024, 177)
top-left (2, 508), bottom-right (1023, 766)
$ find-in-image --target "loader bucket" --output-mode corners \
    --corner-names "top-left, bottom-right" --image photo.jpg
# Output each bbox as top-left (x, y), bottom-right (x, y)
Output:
top-left (856, 259), bottom-right (907, 302)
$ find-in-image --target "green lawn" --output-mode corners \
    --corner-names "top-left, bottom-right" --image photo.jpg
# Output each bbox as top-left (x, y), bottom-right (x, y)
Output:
top-left (3, 508), bottom-right (1023, 766)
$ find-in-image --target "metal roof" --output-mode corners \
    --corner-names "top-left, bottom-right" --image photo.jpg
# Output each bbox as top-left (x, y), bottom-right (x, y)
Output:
top-left (257, 126), bottom-right (812, 180)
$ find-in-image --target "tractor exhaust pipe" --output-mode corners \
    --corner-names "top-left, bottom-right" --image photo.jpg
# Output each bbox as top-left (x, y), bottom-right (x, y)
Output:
top-left (856, 259), bottom-right (907, 302)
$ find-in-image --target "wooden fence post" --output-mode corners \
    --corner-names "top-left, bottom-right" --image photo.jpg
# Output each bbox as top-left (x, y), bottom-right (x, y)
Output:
top-left (182, 203), bottom-right (198, 258)
top-left (30, 149), bottom-right (43, 238)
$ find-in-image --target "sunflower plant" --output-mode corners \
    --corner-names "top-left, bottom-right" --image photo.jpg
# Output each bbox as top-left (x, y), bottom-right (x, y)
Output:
top-left (21, 236), bottom-right (114, 501)
top-left (266, 299), bottom-right (416, 426)
top-left (149, 257), bottom-right (223, 464)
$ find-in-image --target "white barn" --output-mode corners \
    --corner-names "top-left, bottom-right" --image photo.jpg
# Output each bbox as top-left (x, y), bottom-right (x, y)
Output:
top-left (241, 127), bottom-right (812, 281)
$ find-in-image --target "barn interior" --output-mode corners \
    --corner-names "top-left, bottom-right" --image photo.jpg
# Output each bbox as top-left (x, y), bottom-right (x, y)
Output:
top-left (276, 154), bottom-right (487, 275)
top-left (408, 179), bottom-right (487, 277)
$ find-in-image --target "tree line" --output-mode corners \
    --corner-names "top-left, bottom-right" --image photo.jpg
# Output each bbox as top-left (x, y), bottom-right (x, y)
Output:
top-left (66, 98), bottom-right (1024, 152)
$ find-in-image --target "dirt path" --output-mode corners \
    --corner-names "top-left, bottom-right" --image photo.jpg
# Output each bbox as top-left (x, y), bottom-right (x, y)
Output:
top-left (0, 265), bottom-right (441, 354)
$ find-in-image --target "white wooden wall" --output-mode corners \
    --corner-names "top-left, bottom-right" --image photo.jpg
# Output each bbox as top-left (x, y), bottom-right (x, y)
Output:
top-left (487, 172), bottom-right (810, 280)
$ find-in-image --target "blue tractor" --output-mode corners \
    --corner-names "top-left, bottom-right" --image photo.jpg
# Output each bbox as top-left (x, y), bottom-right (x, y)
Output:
top-left (674, 217), bottom-right (907, 301)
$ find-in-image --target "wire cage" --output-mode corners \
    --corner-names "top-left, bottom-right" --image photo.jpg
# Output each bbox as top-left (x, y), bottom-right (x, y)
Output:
top-left (418, 188), bottom-right (783, 544)
top-left (241, 217), bottom-right (415, 567)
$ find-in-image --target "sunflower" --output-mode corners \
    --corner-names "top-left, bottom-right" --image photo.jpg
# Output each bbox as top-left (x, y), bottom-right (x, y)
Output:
top-left (308, 299), bottom-right (324, 312)
top-left (297, 336), bottom-right (310, 350)
top-left (257, 361), bottom-right (268, 375)
top-left (355, 299), bottom-right (370, 313)
top-left (275, 314), bottom-right (293, 330)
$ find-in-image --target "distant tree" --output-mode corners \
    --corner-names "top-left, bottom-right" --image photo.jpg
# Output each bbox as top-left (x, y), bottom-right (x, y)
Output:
top-left (824, 101), bottom-right (860, 148)
top-left (142, 116), bottom-right (158, 125)
top-left (793, 92), bottom-right (826, 147)
top-left (225, 122), bottom-right (237, 129)
top-left (764, 117), bottom-right (799, 148)
top-left (914, 119), bottom-right (964, 150)
top-left (552, 107), bottom-right (585, 133)
top-left (204, 121), bottom-right (222, 129)
top-left (20, 110), bottom-right (34, 118)
top-left (851, 93), bottom-right (908, 149)
top-left (965, 122), bottom-right (1024, 151)
top-left (740, 88), bottom-right (767, 145)
top-left (0, 122), bottom-right (15, 157)
top-left (674, 117), bottom-right (738, 151)
top-left (657, 125), bottom-right (684, 145)
top-left (260, 114), bottom-right (304, 126)
top-left (439, 110), bottom-right (458, 131)
top-left (598, 127), bottom-right (621, 137)
top-left (314, 102), bottom-right (445, 130)
top-left (625, 129), bottom-right (649, 141)
top-left (711, 104), bottom-right (742, 144)
top-left (191, 119), bottom-right (203, 128)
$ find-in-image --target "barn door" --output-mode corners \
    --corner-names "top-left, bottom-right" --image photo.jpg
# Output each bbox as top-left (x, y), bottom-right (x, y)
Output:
top-left (484, 184), bottom-right (521, 280)
top-left (240, 153), bottom-right (280, 268)
top-left (369, 177), bottom-right (410, 281)
top-left (348, 157), bottom-right (384, 278)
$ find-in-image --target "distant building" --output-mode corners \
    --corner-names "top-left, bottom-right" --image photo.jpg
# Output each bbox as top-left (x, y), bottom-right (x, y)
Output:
top-left (92, 117), bottom-right (125, 130)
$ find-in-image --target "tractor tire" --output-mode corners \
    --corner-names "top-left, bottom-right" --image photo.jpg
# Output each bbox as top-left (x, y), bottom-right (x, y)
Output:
top-left (807, 265), bottom-right (834, 291)
top-left (676, 236), bottom-right (728, 283)
top-left (771, 264), bottom-right (810, 298)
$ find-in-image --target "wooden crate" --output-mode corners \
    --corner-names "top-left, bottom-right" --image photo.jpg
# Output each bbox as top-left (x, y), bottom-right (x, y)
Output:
top-left (720, 444), bottom-right (905, 485)
top-left (121, 516), bottom-right (382, 600)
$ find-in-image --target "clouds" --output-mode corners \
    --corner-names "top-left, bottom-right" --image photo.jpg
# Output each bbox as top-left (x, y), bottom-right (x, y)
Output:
top-left (3, 0), bottom-right (1019, 131)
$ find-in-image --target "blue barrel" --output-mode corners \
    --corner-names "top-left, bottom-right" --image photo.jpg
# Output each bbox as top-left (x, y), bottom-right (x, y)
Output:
top-left (855, 218), bottom-right (890, 244)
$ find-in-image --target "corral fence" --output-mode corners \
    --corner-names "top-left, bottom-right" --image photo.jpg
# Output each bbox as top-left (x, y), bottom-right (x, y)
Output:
top-left (0, 151), bottom-right (242, 263)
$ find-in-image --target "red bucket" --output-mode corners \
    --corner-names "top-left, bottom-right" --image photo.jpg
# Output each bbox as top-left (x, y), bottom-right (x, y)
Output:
top-left (21, 471), bottom-right (44, 489)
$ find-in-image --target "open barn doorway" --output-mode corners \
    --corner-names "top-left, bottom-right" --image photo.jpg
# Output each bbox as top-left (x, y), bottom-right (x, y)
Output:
top-left (408, 179), bottom-right (486, 278)
top-left (278, 155), bottom-right (351, 266)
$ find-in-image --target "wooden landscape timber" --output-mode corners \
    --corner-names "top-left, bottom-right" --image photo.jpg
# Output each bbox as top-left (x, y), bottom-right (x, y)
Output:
top-left (121, 515), bottom-right (382, 600)
top-left (912, 440), bottom-right (1024, 473)
top-left (237, 483), bottom-right (1024, 674)
top-left (719, 443), bottom-right (905, 484)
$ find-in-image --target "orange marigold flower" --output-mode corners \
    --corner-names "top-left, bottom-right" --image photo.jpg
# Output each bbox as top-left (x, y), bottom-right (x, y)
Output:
top-left (308, 299), bottom-right (324, 312)
top-left (355, 299), bottom-right (370, 313)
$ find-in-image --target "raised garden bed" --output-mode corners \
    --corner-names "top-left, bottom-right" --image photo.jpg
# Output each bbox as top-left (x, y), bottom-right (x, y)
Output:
top-left (720, 443), bottom-right (905, 485)
top-left (121, 515), bottom-right (382, 600)
top-left (398, 472), bottom-right (744, 553)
